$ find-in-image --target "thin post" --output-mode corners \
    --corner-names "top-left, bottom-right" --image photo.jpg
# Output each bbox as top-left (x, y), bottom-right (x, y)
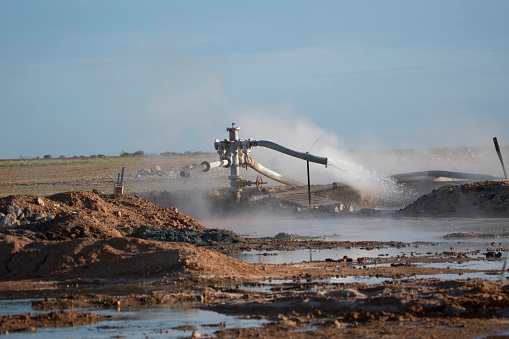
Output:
top-left (493, 137), bottom-right (507, 179)
top-left (306, 152), bottom-right (311, 207)
top-left (120, 167), bottom-right (125, 185)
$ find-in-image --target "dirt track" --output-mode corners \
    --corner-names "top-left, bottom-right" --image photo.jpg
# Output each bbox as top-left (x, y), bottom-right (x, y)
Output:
top-left (0, 181), bottom-right (509, 337)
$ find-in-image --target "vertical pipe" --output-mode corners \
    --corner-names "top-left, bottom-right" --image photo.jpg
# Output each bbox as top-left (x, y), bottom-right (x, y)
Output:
top-left (493, 137), bottom-right (507, 179)
top-left (228, 123), bottom-right (241, 200)
top-left (306, 153), bottom-right (311, 207)
top-left (120, 167), bottom-right (125, 185)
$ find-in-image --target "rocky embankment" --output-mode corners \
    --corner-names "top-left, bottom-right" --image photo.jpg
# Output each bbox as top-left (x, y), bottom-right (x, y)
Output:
top-left (0, 191), bottom-right (240, 243)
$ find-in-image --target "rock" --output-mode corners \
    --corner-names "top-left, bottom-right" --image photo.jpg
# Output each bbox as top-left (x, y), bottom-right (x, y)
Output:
top-left (485, 251), bottom-right (502, 258)
top-left (7, 205), bottom-right (24, 218)
top-left (274, 232), bottom-right (302, 240)
top-left (36, 197), bottom-right (45, 206)
top-left (34, 214), bottom-right (46, 222)
top-left (137, 168), bottom-right (150, 176)
top-left (329, 203), bottom-right (344, 213)
top-left (153, 165), bottom-right (161, 171)
top-left (0, 214), bottom-right (19, 227)
top-left (23, 207), bottom-right (33, 218)
top-left (135, 226), bottom-right (244, 246)
top-left (191, 330), bottom-right (201, 338)
top-left (92, 189), bottom-right (104, 195)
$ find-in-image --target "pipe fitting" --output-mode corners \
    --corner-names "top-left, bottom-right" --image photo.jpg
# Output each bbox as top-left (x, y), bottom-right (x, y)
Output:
top-left (180, 159), bottom-right (231, 177)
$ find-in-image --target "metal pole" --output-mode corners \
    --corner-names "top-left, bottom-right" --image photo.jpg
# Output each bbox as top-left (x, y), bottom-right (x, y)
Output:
top-left (120, 167), bottom-right (125, 185)
top-left (493, 137), bottom-right (507, 179)
top-left (306, 152), bottom-right (311, 207)
top-left (227, 123), bottom-right (241, 200)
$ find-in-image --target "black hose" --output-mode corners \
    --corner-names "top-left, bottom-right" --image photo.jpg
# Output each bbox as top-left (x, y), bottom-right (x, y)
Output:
top-left (253, 140), bottom-right (328, 166)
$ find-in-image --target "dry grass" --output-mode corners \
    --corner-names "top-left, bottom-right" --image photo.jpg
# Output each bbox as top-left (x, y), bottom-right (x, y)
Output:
top-left (0, 154), bottom-right (218, 197)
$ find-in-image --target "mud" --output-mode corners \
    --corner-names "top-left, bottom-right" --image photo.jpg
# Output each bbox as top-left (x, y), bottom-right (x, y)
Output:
top-left (0, 310), bottom-right (111, 334)
top-left (0, 181), bottom-right (509, 337)
top-left (0, 191), bottom-right (242, 246)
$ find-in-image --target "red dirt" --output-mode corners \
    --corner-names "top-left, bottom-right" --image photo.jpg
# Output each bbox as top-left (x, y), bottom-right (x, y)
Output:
top-left (0, 190), bottom-right (204, 240)
top-left (399, 180), bottom-right (509, 217)
top-left (1, 183), bottom-right (509, 337)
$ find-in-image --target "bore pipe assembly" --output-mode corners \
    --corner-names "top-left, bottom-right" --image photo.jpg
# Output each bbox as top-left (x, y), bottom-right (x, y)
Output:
top-left (180, 123), bottom-right (503, 202)
top-left (210, 123), bottom-right (328, 200)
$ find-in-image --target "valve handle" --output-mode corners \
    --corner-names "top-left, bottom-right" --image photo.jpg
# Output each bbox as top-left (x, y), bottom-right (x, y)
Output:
top-left (256, 175), bottom-right (264, 191)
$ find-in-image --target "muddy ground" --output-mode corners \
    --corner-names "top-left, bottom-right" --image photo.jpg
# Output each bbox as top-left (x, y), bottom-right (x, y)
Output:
top-left (0, 181), bottom-right (508, 337)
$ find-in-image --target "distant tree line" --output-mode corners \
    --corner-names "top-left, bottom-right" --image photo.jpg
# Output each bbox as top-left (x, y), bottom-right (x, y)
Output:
top-left (159, 150), bottom-right (214, 157)
top-left (23, 150), bottom-right (213, 160)
top-left (120, 150), bottom-right (214, 157)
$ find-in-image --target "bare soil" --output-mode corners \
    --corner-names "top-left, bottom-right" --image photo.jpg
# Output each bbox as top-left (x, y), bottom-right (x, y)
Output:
top-left (399, 180), bottom-right (509, 217)
top-left (0, 181), bottom-right (509, 337)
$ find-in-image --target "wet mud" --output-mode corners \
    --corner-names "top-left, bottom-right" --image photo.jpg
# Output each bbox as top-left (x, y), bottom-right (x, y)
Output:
top-left (0, 181), bottom-right (508, 337)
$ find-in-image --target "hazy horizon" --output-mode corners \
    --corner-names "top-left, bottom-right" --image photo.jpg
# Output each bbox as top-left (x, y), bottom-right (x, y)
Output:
top-left (1, 1), bottom-right (508, 159)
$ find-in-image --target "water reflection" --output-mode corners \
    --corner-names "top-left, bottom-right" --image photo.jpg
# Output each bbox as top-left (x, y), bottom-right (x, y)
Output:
top-left (202, 216), bottom-right (509, 242)
top-left (0, 302), bottom-right (267, 339)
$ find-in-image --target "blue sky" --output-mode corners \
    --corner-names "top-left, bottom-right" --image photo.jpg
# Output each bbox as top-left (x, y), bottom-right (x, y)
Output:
top-left (1, 1), bottom-right (508, 159)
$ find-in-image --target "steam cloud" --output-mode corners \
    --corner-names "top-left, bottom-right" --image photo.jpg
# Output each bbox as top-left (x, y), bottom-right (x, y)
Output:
top-left (236, 107), bottom-right (406, 202)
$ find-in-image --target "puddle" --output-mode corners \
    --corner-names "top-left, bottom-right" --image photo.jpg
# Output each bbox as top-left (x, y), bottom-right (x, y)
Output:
top-left (309, 271), bottom-right (509, 282)
top-left (0, 299), bottom-right (47, 316)
top-left (230, 244), bottom-right (507, 265)
top-left (3, 217), bottom-right (509, 336)
top-left (246, 270), bottom-right (509, 291)
top-left (230, 246), bottom-right (420, 264)
top-left (416, 259), bottom-right (508, 271)
top-left (0, 300), bottom-right (267, 338)
top-left (203, 216), bottom-right (509, 242)
top-left (400, 272), bottom-right (509, 281)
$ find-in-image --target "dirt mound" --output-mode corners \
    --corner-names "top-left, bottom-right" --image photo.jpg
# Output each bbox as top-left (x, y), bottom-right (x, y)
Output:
top-left (0, 190), bottom-right (250, 284)
top-left (398, 180), bottom-right (509, 217)
top-left (0, 235), bottom-right (259, 282)
top-left (0, 191), bottom-right (205, 240)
